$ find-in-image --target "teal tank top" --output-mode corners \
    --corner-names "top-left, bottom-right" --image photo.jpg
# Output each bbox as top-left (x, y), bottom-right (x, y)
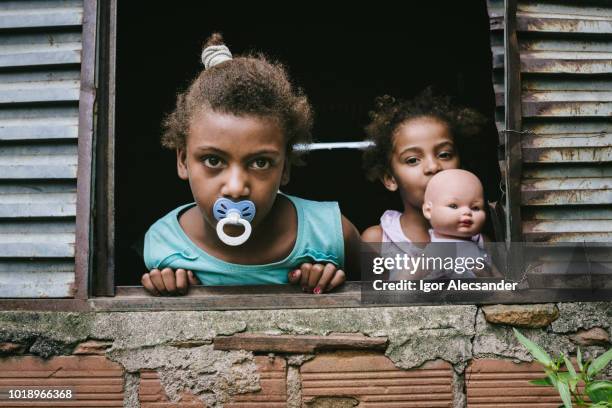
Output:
top-left (143, 193), bottom-right (345, 285)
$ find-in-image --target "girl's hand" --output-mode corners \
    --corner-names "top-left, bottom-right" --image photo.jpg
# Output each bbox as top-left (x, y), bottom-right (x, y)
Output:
top-left (288, 263), bottom-right (346, 294)
top-left (141, 268), bottom-right (200, 296)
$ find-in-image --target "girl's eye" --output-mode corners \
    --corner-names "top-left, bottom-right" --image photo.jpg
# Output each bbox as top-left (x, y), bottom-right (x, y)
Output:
top-left (202, 156), bottom-right (224, 168)
top-left (448, 204), bottom-right (458, 209)
top-left (250, 158), bottom-right (271, 170)
top-left (472, 206), bottom-right (481, 211)
top-left (439, 151), bottom-right (453, 159)
top-left (405, 157), bottom-right (420, 165)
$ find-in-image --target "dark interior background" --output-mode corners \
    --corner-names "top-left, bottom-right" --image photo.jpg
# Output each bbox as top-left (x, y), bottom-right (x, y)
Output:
top-left (115, 3), bottom-right (501, 285)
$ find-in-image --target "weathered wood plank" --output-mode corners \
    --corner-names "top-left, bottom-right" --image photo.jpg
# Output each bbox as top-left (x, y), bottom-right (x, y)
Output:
top-left (524, 231), bottom-right (612, 243)
top-left (0, 220), bottom-right (75, 257)
top-left (0, 164), bottom-right (77, 179)
top-left (0, 192), bottom-right (76, 217)
top-left (524, 219), bottom-right (612, 233)
top-left (214, 333), bottom-right (388, 353)
top-left (0, 124), bottom-right (78, 140)
top-left (91, 285), bottom-right (612, 310)
top-left (522, 120), bottom-right (612, 135)
top-left (0, 143), bottom-right (78, 179)
top-left (0, 32), bottom-right (82, 67)
top-left (0, 8), bottom-right (82, 29)
top-left (0, 106), bottom-right (78, 140)
top-left (522, 146), bottom-right (612, 163)
top-left (0, 270), bottom-right (74, 297)
top-left (521, 39), bottom-right (612, 53)
top-left (523, 90), bottom-right (612, 102)
top-left (517, 15), bottom-right (612, 34)
top-left (0, 50), bottom-right (81, 68)
top-left (521, 58), bottom-right (612, 74)
top-left (522, 177), bottom-right (611, 191)
top-left (0, 1), bottom-right (83, 11)
top-left (518, 3), bottom-right (612, 18)
top-left (0, 80), bottom-right (80, 103)
top-left (521, 188), bottom-right (611, 205)
top-left (0, 242), bottom-right (74, 258)
top-left (523, 164), bottom-right (612, 178)
top-left (523, 207), bottom-right (612, 221)
top-left (522, 101), bottom-right (611, 117)
top-left (522, 133), bottom-right (611, 148)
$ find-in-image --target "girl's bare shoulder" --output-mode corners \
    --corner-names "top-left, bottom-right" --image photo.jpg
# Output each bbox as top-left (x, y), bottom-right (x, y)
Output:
top-left (361, 225), bottom-right (383, 242)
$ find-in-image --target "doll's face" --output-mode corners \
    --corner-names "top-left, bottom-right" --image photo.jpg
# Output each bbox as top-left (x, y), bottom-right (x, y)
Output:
top-left (422, 169), bottom-right (485, 238)
top-left (177, 110), bottom-right (289, 237)
top-left (383, 117), bottom-right (460, 209)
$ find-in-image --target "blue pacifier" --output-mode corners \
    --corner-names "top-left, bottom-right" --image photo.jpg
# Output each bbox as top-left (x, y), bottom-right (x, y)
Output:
top-left (213, 198), bottom-right (256, 246)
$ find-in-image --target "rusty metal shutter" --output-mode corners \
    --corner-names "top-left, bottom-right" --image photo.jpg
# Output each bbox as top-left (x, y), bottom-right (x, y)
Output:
top-left (489, 0), bottom-right (612, 244)
top-left (517, 1), bottom-right (612, 243)
top-left (0, 0), bottom-right (83, 297)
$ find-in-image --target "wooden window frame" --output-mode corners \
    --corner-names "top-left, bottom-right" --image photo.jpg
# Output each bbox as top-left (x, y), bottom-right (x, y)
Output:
top-left (3, 0), bottom-right (609, 312)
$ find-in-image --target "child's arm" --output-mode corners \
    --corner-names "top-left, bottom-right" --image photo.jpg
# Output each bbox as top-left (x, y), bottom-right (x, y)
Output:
top-left (361, 225), bottom-right (383, 242)
top-left (342, 215), bottom-right (362, 281)
top-left (141, 268), bottom-right (201, 296)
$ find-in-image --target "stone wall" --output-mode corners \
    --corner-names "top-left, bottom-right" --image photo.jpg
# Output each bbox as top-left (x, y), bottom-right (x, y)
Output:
top-left (0, 302), bottom-right (609, 407)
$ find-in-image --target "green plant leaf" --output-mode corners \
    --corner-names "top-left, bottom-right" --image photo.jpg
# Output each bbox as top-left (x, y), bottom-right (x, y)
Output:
top-left (564, 356), bottom-right (577, 378)
top-left (531, 377), bottom-right (553, 386)
top-left (558, 372), bottom-right (574, 382)
top-left (513, 328), bottom-right (553, 367)
top-left (588, 403), bottom-right (612, 408)
top-left (563, 356), bottom-right (579, 392)
top-left (557, 381), bottom-right (573, 408)
top-left (577, 347), bottom-right (583, 372)
top-left (586, 380), bottom-right (612, 403)
top-left (588, 348), bottom-right (612, 378)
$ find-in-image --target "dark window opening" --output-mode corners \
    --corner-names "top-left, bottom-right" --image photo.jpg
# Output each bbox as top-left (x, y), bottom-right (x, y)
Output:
top-left (114, 4), bottom-right (500, 286)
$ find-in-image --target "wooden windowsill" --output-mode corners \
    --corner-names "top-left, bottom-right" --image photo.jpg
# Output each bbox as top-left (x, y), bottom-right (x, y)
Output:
top-left (88, 282), bottom-right (363, 311)
top-left (2, 282), bottom-right (610, 312)
top-left (84, 281), bottom-right (612, 312)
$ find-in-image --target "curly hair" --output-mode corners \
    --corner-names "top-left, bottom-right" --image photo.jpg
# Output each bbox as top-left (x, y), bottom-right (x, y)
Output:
top-left (362, 89), bottom-right (487, 181)
top-left (161, 33), bottom-right (313, 163)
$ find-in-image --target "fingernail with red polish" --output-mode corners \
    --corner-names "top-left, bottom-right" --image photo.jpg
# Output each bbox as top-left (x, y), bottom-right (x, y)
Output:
top-left (313, 287), bottom-right (322, 295)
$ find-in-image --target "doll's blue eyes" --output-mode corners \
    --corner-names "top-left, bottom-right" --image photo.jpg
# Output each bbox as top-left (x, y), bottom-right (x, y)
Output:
top-left (447, 204), bottom-right (482, 211)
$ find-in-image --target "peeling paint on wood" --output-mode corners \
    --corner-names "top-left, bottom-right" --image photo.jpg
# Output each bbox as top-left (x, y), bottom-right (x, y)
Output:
top-left (521, 58), bottom-right (612, 74)
top-left (523, 146), bottom-right (612, 163)
top-left (522, 189), bottom-right (611, 206)
top-left (523, 164), bottom-right (612, 178)
top-left (517, 15), bottom-right (612, 34)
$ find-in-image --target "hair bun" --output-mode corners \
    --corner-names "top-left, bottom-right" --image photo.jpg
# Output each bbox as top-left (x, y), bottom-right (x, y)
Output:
top-left (201, 44), bottom-right (233, 69)
top-left (201, 33), bottom-right (232, 69)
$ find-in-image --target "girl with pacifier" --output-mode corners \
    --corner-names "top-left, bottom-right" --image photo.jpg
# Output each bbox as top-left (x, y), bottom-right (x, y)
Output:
top-left (361, 90), bottom-right (497, 278)
top-left (142, 33), bottom-right (360, 295)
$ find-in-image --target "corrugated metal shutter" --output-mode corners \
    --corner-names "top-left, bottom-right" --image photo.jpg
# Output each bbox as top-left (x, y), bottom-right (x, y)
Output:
top-left (0, 0), bottom-right (83, 297)
top-left (489, 0), bottom-right (612, 244)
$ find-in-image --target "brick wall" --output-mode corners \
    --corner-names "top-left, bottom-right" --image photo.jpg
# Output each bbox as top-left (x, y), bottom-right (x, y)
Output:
top-left (0, 303), bottom-right (609, 407)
